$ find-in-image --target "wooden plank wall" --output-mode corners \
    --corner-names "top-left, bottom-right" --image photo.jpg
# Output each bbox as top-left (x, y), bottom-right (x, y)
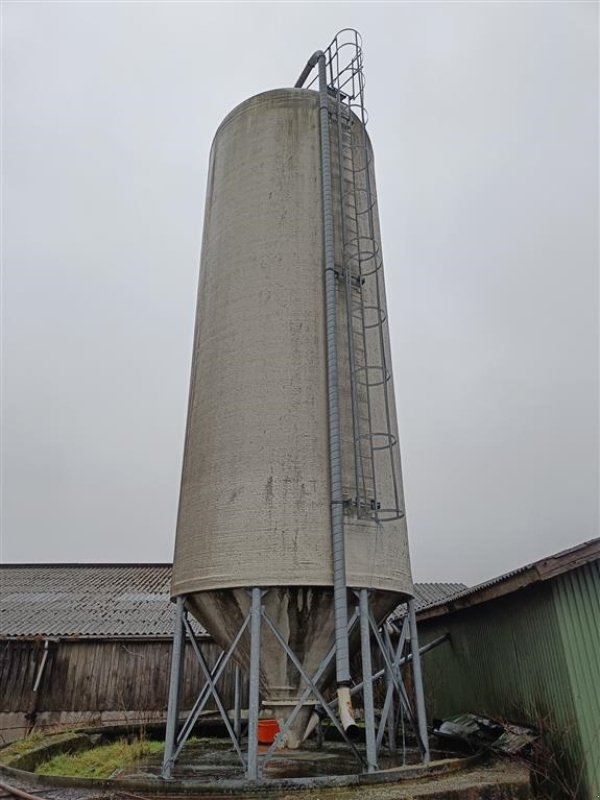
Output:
top-left (0, 639), bottom-right (245, 714)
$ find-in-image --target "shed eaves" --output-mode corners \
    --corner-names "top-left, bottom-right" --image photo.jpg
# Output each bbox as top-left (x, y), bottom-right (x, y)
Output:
top-left (415, 538), bottom-right (600, 621)
top-left (0, 564), bottom-right (466, 639)
top-left (387, 582), bottom-right (467, 623)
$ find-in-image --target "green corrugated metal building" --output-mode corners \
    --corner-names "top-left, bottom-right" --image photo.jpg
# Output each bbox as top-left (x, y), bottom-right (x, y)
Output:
top-left (416, 539), bottom-right (600, 799)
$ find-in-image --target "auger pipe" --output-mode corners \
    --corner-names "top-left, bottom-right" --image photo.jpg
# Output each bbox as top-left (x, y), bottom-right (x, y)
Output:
top-left (295, 42), bottom-right (357, 737)
top-left (325, 632), bottom-right (450, 711)
top-left (295, 51), bottom-right (323, 88)
top-left (315, 50), bottom-right (357, 737)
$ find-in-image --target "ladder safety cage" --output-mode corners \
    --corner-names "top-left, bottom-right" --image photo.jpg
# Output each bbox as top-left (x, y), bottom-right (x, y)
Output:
top-left (309, 29), bottom-right (404, 524)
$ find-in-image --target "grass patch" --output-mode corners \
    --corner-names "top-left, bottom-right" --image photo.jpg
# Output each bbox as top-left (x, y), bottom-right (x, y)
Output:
top-left (0, 732), bottom-right (48, 759)
top-left (36, 738), bottom-right (164, 779)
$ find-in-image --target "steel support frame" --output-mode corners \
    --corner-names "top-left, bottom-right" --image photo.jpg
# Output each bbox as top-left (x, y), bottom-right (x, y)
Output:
top-left (161, 589), bottom-right (431, 782)
top-left (161, 595), bottom-right (251, 779)
top-left (260, 590), bottom-right (431, 774)
top-left (350, 591), bottom-right (430, 770)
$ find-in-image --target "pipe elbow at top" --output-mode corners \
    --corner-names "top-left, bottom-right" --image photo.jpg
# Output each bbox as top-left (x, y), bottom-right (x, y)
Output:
top-left (294, 51), bottom-right (325, 88)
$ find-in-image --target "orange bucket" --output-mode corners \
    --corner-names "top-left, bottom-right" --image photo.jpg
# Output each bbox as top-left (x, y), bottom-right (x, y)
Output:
top-left (257, 718), bottom-right (280, 744)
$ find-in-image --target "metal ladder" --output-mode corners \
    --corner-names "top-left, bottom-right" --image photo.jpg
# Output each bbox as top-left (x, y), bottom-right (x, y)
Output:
top-left (321, 30), bottom-right (404, 523)
top-left (339, 119), bottom-right (377, 516)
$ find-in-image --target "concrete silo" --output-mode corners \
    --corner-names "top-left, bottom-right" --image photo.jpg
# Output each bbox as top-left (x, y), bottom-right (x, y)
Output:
top-left (164, 30), bottom-right (427, 779)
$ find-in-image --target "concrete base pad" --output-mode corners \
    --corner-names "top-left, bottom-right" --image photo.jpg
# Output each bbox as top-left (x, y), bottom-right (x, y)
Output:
top-left (0, 727), bottom-right (531, 799)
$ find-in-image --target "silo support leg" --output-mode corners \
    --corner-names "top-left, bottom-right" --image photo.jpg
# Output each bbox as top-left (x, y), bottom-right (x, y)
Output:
top-left (408, 599), bottom-right (430, 763)
top-left (359, 589), bottom-right (377, 772)
top-left (246, 587), bottom-right (262, 781)
top-left (162, 596), bottom-right (185, 780)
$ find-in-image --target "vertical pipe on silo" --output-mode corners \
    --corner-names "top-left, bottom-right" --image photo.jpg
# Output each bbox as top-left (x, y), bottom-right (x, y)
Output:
top-left (317, 52), bottom-right (351, 690)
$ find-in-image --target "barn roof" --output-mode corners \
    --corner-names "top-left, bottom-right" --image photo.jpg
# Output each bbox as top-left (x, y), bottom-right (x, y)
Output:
top-left (415, 538), bottom-right (599, 622)
top-left (0, 564), bottom-right (466, 639)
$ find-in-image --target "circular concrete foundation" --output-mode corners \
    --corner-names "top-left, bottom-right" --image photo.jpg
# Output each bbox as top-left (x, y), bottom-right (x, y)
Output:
top-left (0, 725), bottom-right (533, 799)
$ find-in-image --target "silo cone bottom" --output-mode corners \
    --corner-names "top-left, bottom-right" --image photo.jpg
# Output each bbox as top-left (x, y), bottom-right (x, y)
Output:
top-left (184, 587), bottom-right (338, 748)
top-left (183, 586), bottom-right (406, 747)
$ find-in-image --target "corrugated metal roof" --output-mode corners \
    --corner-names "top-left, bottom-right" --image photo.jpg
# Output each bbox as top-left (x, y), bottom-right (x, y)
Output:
top-left (0, 564), bottom-right (465, 639)
top-left (387, 582), bottom-right (467, 623)
top-left (0, 564), bottom-right (203, 638)
top-left (416, 538), bottom-right (600, 621)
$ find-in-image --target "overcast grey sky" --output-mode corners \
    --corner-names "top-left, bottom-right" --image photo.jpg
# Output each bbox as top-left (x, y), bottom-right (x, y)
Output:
top-left (2, 1), bottom-right (598, 585)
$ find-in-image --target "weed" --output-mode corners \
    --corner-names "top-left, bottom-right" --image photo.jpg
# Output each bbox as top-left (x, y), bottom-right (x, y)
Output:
top-left (35, 738), bottom-right (163, 779)
top-left (4, 732), bottom-right (46, 752)
top-left (0, 732), bottom-right (51, 761)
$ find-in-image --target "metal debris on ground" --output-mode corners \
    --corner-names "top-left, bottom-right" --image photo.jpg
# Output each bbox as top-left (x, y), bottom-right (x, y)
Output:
top-left (433, 713), bottom-right (537, 755)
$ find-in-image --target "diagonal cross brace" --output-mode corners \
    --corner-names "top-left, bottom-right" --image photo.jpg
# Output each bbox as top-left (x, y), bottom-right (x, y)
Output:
top-left (176, 649), bottom-right (226, 749)
top-left (262, 609), bottom-right (359, 765)
top-left (261, 609), bottom-right (365, 767)
top-left (174, 614), bottom-right (249, 758)
top-left (376, 624), bottom-right (404, 754)
top-left (182, 613), bottom-right (246, 764)
top-left (368, 612), bottom-right (415, 721)
top-left (368, 611), bottom-right (426, 755)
